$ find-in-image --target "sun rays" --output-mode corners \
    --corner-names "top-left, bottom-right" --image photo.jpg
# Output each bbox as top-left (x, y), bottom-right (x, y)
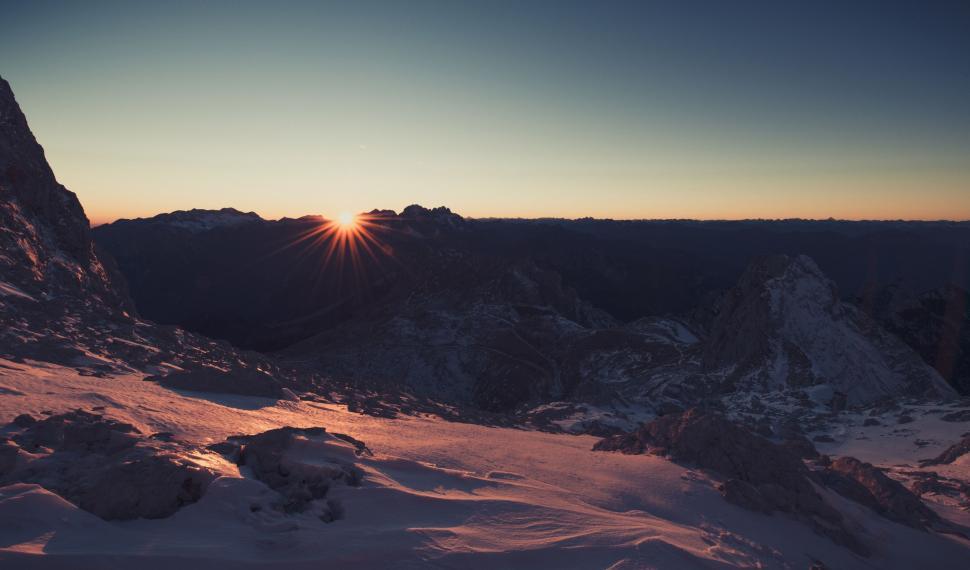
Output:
top-left (267, 211), bottom-right (401, 299)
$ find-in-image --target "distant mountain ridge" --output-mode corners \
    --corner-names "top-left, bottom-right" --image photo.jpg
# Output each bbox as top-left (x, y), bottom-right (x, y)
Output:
top-left (94, 203), bottom-right (970, 397)
top-left (108, 207), bottom-right (263, 232)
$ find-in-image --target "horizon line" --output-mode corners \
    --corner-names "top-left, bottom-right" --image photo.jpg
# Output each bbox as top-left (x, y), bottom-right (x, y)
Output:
top-left (87, 206), bottom-right (970, 227)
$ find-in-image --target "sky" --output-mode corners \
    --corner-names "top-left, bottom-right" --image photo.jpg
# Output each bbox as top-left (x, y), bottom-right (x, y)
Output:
top-left (1, 0), bottom-right (969, 223)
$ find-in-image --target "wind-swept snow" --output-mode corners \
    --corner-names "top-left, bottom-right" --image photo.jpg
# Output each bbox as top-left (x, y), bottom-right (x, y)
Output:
top-left (1, 359), bottom-right (969, 569)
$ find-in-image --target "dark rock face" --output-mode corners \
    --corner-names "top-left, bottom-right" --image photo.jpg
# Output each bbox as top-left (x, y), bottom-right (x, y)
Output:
top-left (921, 435), bottom-right (970, 466)
top-left (821, 457), bottom-right (942, 531)
top-left (702, 255), bottom-right (808, 372)
top-left (779, 433), bottom-right (820, 460)
top-left (77, 455), bottom-right (211, 520)
top-left (1, 410), bottom-right (215, 520)
top-left (0, 76), bottom-right (128, 309)
top-left (862, 283), bottom-right (970, 395)
top-left (0, 78), bottom-right (90, 260)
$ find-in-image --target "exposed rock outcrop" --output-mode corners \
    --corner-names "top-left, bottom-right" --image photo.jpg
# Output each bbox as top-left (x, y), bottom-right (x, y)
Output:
top-left (1, 410), bottom-right (215, 520)
top-left (212, 426), bottom-right (366, 520)
top-left (0, 76), bottom-right (129, 310)
top-left (921, 435), bottom-right (970, 466)
top-left (821, 456), bottom-right (942, 531)
top-left (862, 283), bottom-right (970, 395)
top-left (2, 411), bottom-right (369, 524)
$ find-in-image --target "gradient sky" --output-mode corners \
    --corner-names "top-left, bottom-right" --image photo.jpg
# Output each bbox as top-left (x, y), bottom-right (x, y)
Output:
top-left (1, 0), bottom-right (969, 223)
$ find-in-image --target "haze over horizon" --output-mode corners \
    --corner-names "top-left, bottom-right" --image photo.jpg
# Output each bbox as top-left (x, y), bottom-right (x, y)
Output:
top-left (2, 0), bottom-right (969, 223)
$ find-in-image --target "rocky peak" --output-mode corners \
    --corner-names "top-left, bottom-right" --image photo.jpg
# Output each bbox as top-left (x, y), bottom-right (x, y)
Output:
top-left (400, 204), bottom-right (464, 227)
top-left (703, 254), bottom-right (954, 404)
top-left (0, 76), bottom-right (126, 307)
top-left (0, 78), bottom-right (90, 260)
top-left (703, 255), bottom-right (838, 370)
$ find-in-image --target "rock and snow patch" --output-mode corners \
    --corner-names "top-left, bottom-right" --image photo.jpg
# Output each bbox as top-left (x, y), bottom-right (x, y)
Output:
top-left (0, 410), bottom-right (215, 520)
top-left (594, 408), bottom-right (970, 556)
top-left (0, 407), bottom-right (366, 525)
top-left (1, 361), bottom-right (969, 568)
top-left (211, 426), bottom-right (368, 520)
top-left (703, 255), bottom-right (954, 405)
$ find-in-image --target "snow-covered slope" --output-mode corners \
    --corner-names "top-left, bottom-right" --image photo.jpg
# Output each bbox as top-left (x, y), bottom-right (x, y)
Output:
top-left (2, 358), bottom-right (969, 569)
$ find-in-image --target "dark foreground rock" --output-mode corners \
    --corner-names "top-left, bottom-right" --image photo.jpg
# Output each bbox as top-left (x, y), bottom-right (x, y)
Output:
top-left (2, 411), bottom-right (370, 524)
top-left (821, 457), bottom-right (942, 531)
top-left (1, 410), bottom-right (215, 520)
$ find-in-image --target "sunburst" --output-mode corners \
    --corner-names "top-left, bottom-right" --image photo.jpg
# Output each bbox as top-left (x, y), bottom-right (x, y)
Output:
top-left (267, 211), bottom-right (400, 299)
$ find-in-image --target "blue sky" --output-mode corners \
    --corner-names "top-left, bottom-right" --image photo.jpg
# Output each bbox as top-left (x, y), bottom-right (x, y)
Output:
top-left (2, 0), bottom-right (968, 221)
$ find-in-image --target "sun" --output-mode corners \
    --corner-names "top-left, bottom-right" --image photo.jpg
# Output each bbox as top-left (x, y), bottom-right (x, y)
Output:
top-left (337, 211), bottom-right (357, 229)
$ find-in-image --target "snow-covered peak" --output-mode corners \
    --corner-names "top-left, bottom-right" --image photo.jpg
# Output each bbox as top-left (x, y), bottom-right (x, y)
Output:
top-left (704, 255), bottom-right (954, 404)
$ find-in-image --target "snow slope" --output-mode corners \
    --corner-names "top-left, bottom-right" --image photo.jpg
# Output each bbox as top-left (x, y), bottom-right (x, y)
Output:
top-left (1, 359), bottom-right (968, 569)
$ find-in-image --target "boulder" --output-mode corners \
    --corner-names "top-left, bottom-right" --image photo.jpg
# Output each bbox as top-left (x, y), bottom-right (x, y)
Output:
top-left (75, 453), bottom-right (214, 520)
top-left (226, 427), bottom-right (365, 517)
top-left (821, 457), bottom-right (941, 531)
top-left (2, 410), bottom-right (215, 520)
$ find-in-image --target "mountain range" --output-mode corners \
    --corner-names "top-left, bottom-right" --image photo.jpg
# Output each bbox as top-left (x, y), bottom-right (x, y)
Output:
top-left (92, 203), bottom-right (970, 408)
